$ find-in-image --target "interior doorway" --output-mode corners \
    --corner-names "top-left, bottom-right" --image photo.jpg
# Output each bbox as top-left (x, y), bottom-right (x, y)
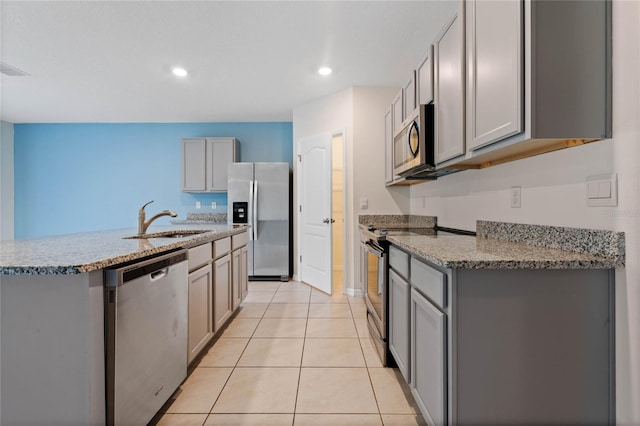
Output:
top-left (331, 132), bottom-right (345, 294)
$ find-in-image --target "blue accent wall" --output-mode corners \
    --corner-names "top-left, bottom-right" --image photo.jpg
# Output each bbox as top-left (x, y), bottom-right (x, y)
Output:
top-left (14, 122), bottom-right (292, 239)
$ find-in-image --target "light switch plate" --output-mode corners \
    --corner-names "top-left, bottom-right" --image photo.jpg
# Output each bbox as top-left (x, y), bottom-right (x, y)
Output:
top-left (360, 198), bottom-right (368, 210)
top-left (587, 173), bottom-right (617, 206)
top-left (196, 201), bottom-right (201, 209)
top-left (211, 201), bottom-right (217, 209)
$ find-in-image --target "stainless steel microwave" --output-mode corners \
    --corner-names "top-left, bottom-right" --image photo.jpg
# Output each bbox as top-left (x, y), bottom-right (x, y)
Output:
top-left (393, 103), bottom-right (435, 177)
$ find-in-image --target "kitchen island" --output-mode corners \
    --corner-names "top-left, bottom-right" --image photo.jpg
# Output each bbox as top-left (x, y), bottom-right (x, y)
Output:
top-left (0, 224), bottom-right (248, 426)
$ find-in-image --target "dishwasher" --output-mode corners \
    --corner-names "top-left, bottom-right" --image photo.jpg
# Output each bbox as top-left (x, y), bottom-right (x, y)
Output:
top-left (104, 249), bottom-right (188, 426)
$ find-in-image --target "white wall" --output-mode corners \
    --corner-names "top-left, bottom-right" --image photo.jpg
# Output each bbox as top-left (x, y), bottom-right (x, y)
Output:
top-left (409, 2), bottom-right (640, 422)
top-left (1, 121), bottom-right (15, 240)
top-left (353, 87), bottom-right (410, 216)
top-left (293, 88), bottom-right (354, 287)
top-left (293, 87), bottom-right (407, 292)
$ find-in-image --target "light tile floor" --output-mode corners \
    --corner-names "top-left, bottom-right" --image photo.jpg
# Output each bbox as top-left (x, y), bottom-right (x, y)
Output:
top-left (154, 280), bottom-right (426, 426)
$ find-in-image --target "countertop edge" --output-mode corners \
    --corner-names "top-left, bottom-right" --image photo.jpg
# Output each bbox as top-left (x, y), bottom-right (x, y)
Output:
top-left (388, 237), bottom-right (623, 270)
top-left (0, 226), bottom-right (248, 276)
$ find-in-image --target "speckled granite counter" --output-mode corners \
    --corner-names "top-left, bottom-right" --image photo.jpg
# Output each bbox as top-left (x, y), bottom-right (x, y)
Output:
top-left (359, 214), bottom-right (437, 229)
top-left (0, 224), bottom-right (248, 275)
top-left (387, 220), bottom-right (625, 270)
top-left (388, 234), bottom-right (623, 269)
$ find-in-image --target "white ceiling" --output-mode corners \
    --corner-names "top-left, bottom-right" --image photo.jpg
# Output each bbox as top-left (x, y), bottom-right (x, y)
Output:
top-left (0, 1), bottom-right (455, 123)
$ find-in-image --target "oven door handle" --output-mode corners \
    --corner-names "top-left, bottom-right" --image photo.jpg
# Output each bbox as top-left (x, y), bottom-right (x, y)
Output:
top-left (365, 241), bottom-right (384, 257)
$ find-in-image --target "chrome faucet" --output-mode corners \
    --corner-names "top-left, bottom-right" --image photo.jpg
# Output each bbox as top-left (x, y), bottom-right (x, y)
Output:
top-left (138, 200), bottom-right (177, 236)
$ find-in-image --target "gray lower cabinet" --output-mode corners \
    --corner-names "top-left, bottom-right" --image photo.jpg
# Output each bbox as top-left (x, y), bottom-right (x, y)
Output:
top-left (187, 263), bottom-right (213, 365)
top-left (231, 249), bottom-right (242, 311)
top-left (239, 245), bottom-right (249, 301)
top-left (213, 253), bottom-right (232, 332)
top-left (389, 269), bottom-right (411, 382)
top-left (231, 245), bottom-right (249, 310)
top-left (390, 244), bottom-right (614, 425)
top-left (411, 287), bottom-right (446, 426)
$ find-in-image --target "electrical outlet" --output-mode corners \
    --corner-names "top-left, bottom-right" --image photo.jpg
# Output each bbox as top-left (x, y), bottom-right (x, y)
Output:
top-left (211, 201), bottom-right (217, 209)
top-left (510, 186), bottom-right (521, 208)
top-left (196, 201), bottom-right (201, 209)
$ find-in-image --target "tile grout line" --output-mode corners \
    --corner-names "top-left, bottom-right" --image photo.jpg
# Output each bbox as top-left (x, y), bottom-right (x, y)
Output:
top-left (204, 281), bottom-right (276, 421)
top-left (292, 288), bottom-right (311, 425)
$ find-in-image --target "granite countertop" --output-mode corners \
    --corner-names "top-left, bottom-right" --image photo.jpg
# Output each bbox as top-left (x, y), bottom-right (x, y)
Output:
top-left (0, 224), bottom-right (248, 275)
top-left (388, 234), bottom-right (623, 269)
top-left (359, 215), bottom-right (625, 270)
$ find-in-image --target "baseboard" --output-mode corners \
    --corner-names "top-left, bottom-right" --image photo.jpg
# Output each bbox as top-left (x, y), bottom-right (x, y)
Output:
top-left (344, 287), bottom-right (364, 297)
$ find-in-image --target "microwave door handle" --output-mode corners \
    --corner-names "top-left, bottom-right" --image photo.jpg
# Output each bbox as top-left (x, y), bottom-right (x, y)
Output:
top-left (408, 121), bottom-right (419, 157)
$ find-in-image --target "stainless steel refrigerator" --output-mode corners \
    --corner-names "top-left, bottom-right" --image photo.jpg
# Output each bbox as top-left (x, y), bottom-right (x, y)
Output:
top-left (228, 162), bottom-right (290, 280)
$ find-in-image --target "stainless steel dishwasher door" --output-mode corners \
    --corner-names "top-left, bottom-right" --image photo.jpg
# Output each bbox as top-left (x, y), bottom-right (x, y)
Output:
top-left (105, 250), bottom-right (188, 426)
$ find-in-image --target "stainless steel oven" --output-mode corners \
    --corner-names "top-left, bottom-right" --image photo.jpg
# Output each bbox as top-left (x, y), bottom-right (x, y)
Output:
top-left (362, 238), bottom-right (389, 365)
top-left (359, 224), bottom-right (475, 366)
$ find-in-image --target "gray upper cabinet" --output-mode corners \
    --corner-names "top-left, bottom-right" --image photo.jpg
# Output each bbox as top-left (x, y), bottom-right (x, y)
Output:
top-left (392, 89), bottom-right (404, 134)
top-left (434, 3), bottom-right (466, 164)
top-left (466, 0), bottom-right (523, 151)
top-left (416, 46), bottom-right (434, 106)
top-left (181, 137), bottom-right (239, 192)
top-left (403, 72), bottom-right (417, 120)
top-left (453, 0), bottom-right (611, 167)
top-left (384, 107), bottom-right (394, 185)
top-left (182, 138), bottom-right (207, 191)
top-left (207, 138), bottom-right (238, 192)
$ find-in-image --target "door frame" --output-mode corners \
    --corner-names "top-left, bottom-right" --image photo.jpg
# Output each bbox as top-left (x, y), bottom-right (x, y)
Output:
top-left (332, 130), bottom-right (348, 294)
top-left (295, 129), bottom-right (348, 294)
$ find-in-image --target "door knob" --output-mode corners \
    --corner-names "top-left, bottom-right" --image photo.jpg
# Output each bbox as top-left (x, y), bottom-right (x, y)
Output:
top-left (323, 218), bottom-right (336, 224)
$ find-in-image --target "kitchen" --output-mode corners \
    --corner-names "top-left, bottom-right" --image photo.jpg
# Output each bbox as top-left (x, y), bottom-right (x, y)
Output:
top-left (1, 1), bottom-right (639, 425)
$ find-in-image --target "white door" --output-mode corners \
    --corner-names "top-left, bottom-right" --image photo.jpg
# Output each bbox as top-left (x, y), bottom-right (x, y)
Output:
top-left (297, 132), bottom-right (332, 294)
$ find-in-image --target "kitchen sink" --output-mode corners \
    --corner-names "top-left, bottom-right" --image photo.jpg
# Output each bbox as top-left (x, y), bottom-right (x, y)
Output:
top-left (123, 230), bottom-right (210, 239)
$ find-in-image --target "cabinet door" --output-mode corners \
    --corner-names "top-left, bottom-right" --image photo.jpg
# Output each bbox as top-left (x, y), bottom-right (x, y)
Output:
top-left (392, 89), bottom-right (403, 133)
top-left (207, 138), bottom-right (237, 192)
top-left (389, 269), bottom-right (411, 383)
top-left (231, 249), bottom-right (242, 310)
top-left (434, 5), bottom-right (465, 164)
top-left (417, 46), bottom-right (434, 105)
top-left (181, 138), bottom-right (206, 191)
top-left (187, 264), bottom-right (213, 365)
top-left (411, 288), bottom-right (446, 426)
top-left (466, 0), bottom-right (522, 151)
top-left (240, 246), bottom-right (249, 301)
top-left (384, 107), bottom-right (394, 184)
top-left (213, 254), bottom-right (232, 331)
top-left (403, 72), bottom-right (417, 120)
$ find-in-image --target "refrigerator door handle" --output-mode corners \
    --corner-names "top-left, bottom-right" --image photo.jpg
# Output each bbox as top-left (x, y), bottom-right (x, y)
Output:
top-left (253, 180), bottom-right (258, 239)
top-left (248, 180), bottom-right (255, 240)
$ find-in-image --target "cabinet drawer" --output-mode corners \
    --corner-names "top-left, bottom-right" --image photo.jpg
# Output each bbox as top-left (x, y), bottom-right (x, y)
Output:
top-left (389, 245), bottom-right (409, 279)
top-left (188, 243), bottom-right (212, 272)
top-left (212, 237), bottom-right (231, 259)
top-left (232, 232), bottom-right (249, 250)
top-left (411, 257), bottom-right (446, 309)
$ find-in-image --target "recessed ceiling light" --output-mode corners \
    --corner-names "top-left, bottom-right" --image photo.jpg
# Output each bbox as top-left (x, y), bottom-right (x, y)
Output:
top-left (172, 67), bottom-right (188, 77)
top-left (318, 66), bottom-right (332, 76)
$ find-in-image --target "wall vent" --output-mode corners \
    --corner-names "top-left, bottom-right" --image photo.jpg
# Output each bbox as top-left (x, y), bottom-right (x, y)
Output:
top-left (0, 62), bottom-right (30, 77)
